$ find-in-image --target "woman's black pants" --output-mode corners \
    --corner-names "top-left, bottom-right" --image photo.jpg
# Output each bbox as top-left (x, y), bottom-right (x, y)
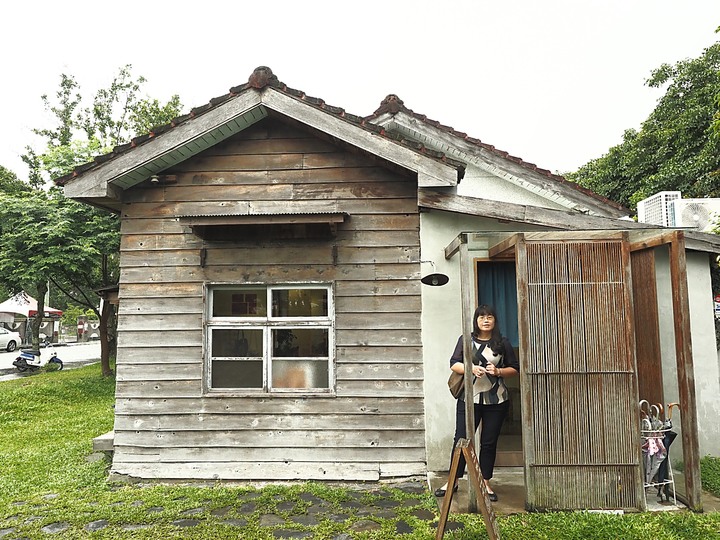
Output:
top-left (450, 399), bottom-right (510, 480)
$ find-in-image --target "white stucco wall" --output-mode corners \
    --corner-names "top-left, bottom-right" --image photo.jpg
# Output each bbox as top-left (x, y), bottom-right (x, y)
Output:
top-left (420, 210), bottom-right (548, 471)
top-left (422, 219), bottom-right (720, 472)
top-left (687, 252), bottom-right (720, 457)
top-left (685, 252), bottom-right (720, 457)
top-left (651, 248), bottom-right (718, 458)
top-left (457, 164), bottom-right (568, 211)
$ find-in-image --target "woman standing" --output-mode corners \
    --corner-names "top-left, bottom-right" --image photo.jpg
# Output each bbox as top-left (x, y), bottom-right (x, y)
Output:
top-left (434, 304), bottom-right (519, 501)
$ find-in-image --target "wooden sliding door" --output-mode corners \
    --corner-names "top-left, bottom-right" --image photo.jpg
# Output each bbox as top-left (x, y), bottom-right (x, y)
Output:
top-left (515, 233), bottom-right (644, 511)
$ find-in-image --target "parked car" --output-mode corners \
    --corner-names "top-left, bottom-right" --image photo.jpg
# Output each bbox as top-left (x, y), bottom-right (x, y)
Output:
top-left (0, 327), bottom-right (21, 352)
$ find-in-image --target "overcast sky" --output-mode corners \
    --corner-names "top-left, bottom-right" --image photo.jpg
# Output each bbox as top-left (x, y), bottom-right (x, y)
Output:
top-left (2, 0), bottom-right (718, 180)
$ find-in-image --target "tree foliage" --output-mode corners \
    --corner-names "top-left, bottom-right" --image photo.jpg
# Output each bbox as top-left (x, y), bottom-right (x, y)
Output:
top-left (0, 191), bottom-right (102, 349)
top-left (568, 40), bottom-right (720, 210)
top-left (23, 65), bottom-right (182, 189)
top-left (0, 165), bottom-right (31, 196)
top-left (1, 65), bottom-right (182, 373)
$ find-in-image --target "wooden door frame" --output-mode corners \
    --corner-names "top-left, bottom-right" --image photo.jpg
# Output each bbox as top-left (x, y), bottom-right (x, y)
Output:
top-left (629, 230), bottom-right (702, 511)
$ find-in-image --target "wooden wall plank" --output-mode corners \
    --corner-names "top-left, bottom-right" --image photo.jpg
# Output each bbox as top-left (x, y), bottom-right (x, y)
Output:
top-left (336, 312), bottom-right (421, 330)
top-left (118, 313), bottom-right (202, 331)
top-left (115, 397), bottom-right (424, 415)
top-left (110, 461), bottom-right (383, 481)
top-left (115, 362), bottom-right (424, 383)
top-left (112, 116), bottom-right (425, 482)
top-left (114, 413), bottom-right (423, 431)
top-left (119, 264), bottom-right (420, 285)
top-left (115, 380), bottom-right (425, 399)
top-left (114, 429), bottom-right (425, 448)
top-left (120, 198), bottom-right (418, 218)
top-left (336, 346), bottom-right (422, 363)
top-left (116, 363), bottom-right (200, 381)
top-left (115, 347), bottom-right (202, 362)
top-left (112, 446), bottom-right (426, 463)
top-left (335, 329), bottom-right (422, 347)
top-left (630, 249), bottom-right (664, 407)
top-left (335, 295), bottom-right (420, 313)
top-left (335, 279), bottom-right (420, 297)
top-left (668, 232), bottom-right (703, 511)
top-left (119, 297), bottom-right (202, 315)
top-left (337, 363), bottom-right (423, 380)
top-left (118, 330), bottom-right (202, 348)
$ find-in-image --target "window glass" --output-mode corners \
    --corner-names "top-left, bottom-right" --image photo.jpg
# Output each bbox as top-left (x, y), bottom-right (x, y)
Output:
top-left (212, 360), bottom-right (263, 388)
top-left (272, 328), bottom-right (328, 357)
top-left (273, 359), bottom-right (329, 389)
top-left (213, 288), bottom-right (267, 317)
top-left (211, 328), bottom-right (263, 357)
top-left (272, 289), bottom-right (328, 317)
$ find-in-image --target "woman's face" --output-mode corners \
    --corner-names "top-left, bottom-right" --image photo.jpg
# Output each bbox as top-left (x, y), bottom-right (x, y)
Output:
top-left (477, 313), bottom-right (496, 333)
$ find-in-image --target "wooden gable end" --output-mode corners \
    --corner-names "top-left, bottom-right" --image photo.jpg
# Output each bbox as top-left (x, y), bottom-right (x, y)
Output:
top-left (113, 114), bottom-right (426, 481)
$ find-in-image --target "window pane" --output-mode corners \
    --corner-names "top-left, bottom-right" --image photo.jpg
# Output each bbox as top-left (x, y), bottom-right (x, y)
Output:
top-left (272, 328), bottom-right (328, 357)
top-left (213, 289), bottom-right (267, 317)
top-left (273, 359), bottom-right (329, 389)
top-left (212, 360), bottom-right (263, 388)
top-left (272, 289), bottom-right (328, 317)
top-left (211, 329), bottom-right (263, 357)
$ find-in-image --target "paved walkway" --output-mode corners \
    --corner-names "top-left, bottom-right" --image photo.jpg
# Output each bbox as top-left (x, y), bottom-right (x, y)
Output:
top-left (0, 480), bottom-right (468, 538)
top-left (2, 474), bottom-right (717, 538)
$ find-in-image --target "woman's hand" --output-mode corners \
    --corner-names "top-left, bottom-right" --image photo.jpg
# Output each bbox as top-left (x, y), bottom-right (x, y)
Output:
top-left (485, 363), bottom-right (499, 377)
top-left (471, 365), bottom-right (487, 377)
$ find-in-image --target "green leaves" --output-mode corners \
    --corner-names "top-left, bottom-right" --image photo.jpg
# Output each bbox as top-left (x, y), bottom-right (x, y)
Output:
top-left (569, 40), bottom-right (720, 210)
top-left (22, 64), bottom-right (183, 189)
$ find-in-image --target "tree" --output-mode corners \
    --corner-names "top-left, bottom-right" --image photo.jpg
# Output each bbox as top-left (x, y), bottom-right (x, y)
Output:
top-left (6, 65), bottom-right (182, 375)
top-left (0, 165), bottom-right (31, 196)
top-left (568, 39), bottom-right (720, 210)
top-left (0, 191), bottom-right (100, 351)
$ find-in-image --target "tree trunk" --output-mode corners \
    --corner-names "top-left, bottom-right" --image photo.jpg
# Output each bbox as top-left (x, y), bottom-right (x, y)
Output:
top-left (99, 297), bottom-right (114, 377)
top-left (31, 282), bottom-right (48, 351)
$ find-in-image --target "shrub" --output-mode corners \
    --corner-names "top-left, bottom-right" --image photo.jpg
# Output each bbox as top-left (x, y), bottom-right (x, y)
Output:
top-left (701, 455), bottom-right (720, 497)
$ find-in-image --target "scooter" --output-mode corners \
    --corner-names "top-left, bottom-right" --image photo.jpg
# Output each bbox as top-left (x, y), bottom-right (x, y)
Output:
top-left (12, 346), bottom-right (64, 372)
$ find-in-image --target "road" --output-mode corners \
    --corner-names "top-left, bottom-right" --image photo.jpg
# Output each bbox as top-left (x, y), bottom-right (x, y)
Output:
top-left (0, 342), bottom-right (102, 381)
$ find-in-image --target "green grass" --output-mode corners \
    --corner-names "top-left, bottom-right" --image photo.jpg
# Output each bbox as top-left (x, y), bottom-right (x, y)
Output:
top-left (702, 455), bottom-right (720, 497)
top-left (0, 365), bottom-right (719, 539)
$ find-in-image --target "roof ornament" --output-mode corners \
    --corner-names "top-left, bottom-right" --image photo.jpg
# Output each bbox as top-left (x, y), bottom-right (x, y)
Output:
top-left (373, 94), bottom-right (406, 116)
top-left (248, 66), bottom-right (280, 89)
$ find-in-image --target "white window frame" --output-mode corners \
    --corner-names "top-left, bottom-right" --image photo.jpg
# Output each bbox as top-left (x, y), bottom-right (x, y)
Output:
top-left (204, 283), bottom-right (334, 396)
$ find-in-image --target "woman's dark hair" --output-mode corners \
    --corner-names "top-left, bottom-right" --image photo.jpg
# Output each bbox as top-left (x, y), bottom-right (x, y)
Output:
top-left (471, 304), bottom-right (504, 355)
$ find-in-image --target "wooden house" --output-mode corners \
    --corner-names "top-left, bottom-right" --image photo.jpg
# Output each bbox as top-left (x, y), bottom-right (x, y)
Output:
top-left (58, 67), bottom-right (720, 511)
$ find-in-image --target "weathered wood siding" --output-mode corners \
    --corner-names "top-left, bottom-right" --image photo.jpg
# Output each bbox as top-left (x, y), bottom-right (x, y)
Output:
top-left (112, 116), bottom-right (425, 480)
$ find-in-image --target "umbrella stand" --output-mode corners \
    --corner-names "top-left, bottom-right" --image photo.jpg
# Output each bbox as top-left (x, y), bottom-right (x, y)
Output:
top-left (639, 400), bottom-right (678, 506)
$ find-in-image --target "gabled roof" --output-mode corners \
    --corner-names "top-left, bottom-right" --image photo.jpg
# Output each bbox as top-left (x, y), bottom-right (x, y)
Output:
top-left (56, 67), bottom-right (464, 211)
top-left (367, 94), bottom-right (629, 218)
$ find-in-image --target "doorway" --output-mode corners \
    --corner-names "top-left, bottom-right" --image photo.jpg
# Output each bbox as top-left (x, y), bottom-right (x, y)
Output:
top-left (476, 261), bottom-right (522, 466)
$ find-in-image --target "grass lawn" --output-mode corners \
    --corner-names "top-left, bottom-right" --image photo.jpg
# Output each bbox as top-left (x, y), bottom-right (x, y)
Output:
top-left (0, 364), bottom-right (719, 539)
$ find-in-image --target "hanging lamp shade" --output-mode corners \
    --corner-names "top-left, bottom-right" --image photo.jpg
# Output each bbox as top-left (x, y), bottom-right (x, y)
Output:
top-left (421, 273), bottom-right (449, 286)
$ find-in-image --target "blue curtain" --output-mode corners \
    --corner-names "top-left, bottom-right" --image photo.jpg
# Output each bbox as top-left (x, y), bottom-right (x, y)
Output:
top-left (476, 262), bottom-right (519, 347)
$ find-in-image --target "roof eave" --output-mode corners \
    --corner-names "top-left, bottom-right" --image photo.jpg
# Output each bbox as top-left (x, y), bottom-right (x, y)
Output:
top-left (378, 110), bottom-right (629, 218)
top-left (63, 90), bottom-right (266, 201)
top-left (61, 87), bottom-right (459, 203)
top-left (262, 88), bottom-right (457, 187)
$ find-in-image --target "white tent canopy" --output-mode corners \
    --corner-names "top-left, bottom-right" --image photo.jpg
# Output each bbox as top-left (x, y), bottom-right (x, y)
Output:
top-left (0, 292), bottom-right (63, 322)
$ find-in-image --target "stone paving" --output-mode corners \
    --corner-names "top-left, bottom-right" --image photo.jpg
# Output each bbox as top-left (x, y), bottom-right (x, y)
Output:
top-left (0, 481), bottom-right (467, 538)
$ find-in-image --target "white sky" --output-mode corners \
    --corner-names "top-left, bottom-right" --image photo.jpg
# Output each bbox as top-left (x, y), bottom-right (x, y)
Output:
top-left (2, 0), bottom-right (719, 180)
